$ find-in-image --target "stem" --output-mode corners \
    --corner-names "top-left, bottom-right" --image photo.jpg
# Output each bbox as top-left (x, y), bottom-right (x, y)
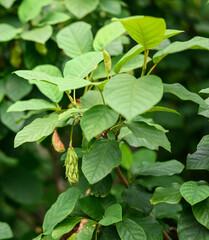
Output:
top-left (97, 87), bottom-right (105, 104)
top-left (147, 55), bottom-right (167, 76)
top-left (73, 89), bottom-right (76, 104)
top-left (69, 118), bottom-right (76, 147)
top-left (95, 224), bottom-right (100, 240)
top-left (56, 103), bottom-right (61, 110)
top-left (163, 231), bottom-right (173, 240)
top-left (65, 91), bottom-right (75, 105)
top-left (115, 167), bottom-right (128, 188)
top-left (141, 49), bottom-right (149, 77)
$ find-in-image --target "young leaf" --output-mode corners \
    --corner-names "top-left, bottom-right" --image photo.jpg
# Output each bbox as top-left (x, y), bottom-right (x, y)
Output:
top-left (0, 222), bottom-right (13, 239)
top-left (38, 12), bottom-right (70, 26)
top-left (0, 24), bottom-right (20, 42)
top-left (7, 99), bottom-right (57, 112)
top-left (65, 0), bottom-right (99, 19)
top-left (93, 22), bottom-right (126, 51)
top-left (116, 218), bottom-right (147, 240)
top-left (80, 105), bottom-right (119, 141)
top-left (103, 74), bottom-right (163, 120)
top-left (43, 187), bottom-right (81, 234)
top-left (99, 204), bottom-right (122, 226)
top-left (164, 29), bottom-right (184, 39)
top-left (153, 36), bottom-right (209, 63)
top-left (82, 139), bottom-right (121, 184)
top-left (57, 22), bottom-right (93, 58)
top-left (115, 16), bottom-right (166, 49)
top-left (64, 52), bottom-right (103, 78)
top-left (150, 183), bottom-right (182, 204)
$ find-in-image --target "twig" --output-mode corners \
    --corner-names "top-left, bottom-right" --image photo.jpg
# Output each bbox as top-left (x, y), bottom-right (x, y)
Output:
top-left (163, 230), bottom-right (173, 240)
top-left (115, 167), bottom-right (128, 188)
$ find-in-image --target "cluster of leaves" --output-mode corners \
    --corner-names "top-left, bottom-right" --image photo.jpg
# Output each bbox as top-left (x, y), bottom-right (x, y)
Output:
top-left (0, 1), bottom-right (209, 240)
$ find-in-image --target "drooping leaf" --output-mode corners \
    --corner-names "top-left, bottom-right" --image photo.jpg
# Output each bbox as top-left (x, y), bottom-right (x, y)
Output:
top-left (150, 183), bottom-right (182, 204)
top-left (127, 121), bottom-right (170, 151)
top-left (180, 181), bottom-right (209, 206)
top-left (103, 74), bottom-right (163, 120)
top-left (43, 187), bottom-right (81, 234)
top-left (93, 22), bottom-right (125, 51)
top-left (115, 16), bottom-right (166, 49)
top-left (153, 36), bottom-right (209, 63)
top-left (14, 112), bottom-right (65, 148)
top-left (116, 218), bottom-right (147, 240)
top-left (82, 139), bottom-right (121, 184)
top-left (21, 26), bottom-right (53, 44)
top-left (99, 204), bottom-right (122, 226)
top-left (178, 208), bottom-right (209, 240)
top-left (7, 99), bottom-right (57, 112)
top-left (0, 222), bottom-right (13, 239)
top-left (57, 22), bottom-right (93, 58)
top-left (80, 105), bottom-right (119, 141)
top-left (0, 23), bottom-right (20, 42)
top-left (64, 52), bottom-right (103, 78)
top-left (65, 0), bottom-right (99, 19)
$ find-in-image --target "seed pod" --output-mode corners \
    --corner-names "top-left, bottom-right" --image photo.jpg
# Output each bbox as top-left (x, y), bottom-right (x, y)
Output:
top-left (103, 49), bottom-right (111, 76)
top-left (65, 146), bottom-right (79, 184)
top-left (52, 129), bottom-right (66, 153)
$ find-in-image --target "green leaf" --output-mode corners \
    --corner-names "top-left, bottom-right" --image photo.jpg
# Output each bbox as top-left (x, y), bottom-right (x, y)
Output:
top-left (21, 26), bottom-right (53, 44)
top-left (180, 181), bottom-right (209, 206)
top-left (38, 12), bottom-right (70, 26)
top-left (164, 83), bottom-right (208, 109)
top-left (99, 204), bottom-right (122, 226)
top-left (147, 106), bottom-right (180, 115)
top-left (93, 22), bottom-right (126, 51)
top-left (153, 36), bottom-right (209, 63)
top-left (18, 0), bottom-right (52, 23)
top-left (65, 0), bottom-right (99, 19)
top-left (103, 74), bottom-right (163, 120)
top-left (0, 24), bottom-right (20, 42)
top-left (125, 185), bottom-right (153, 214)
top-left (98, 226), bottom-right (120, 240)
top-left (80, 90), bottom-right (103, 109)
top-left (64, 52), bottom-right (103, 78)
top-left (150, 183), bottom-right (182, 205)
top-left (80, 105), bottom-right (118, 141)
top-left (115, 16), bottom-right (166, 49)
top-left (120, 143), bottom-right (133, 170)
top-left (0, 222), bottom-right (13, 239)
top-left (90, 174), bottom-right (113, 197)
top-left (32, 65), bottom-right (63, 103)
top-left (0, 101), bottom-right (25, 132)
top-left (58, 108), bottom-right (87, 122)
top-left (0, 0), bottom-right (16, 9)
top-left (116, 218), bottom-right (147, 240)
top-left (178, 209), bottom-right (209, 240)
top-left (0, 150), bottom-right (18, 166)
top-left (198, 135), bottom-right (209, 147)
top-left (164, 29), bottom-right (184, 39)
top-left (1, 168), bottom-right (43, 205)
top-left (52, 217), bottom-right (82, 239)
top-left (14, 112), bottom-right (65, 148)
top-left (82, 139), bottom-right (121, 184)
top-left (43, 187), bottom-right (81, 234)
top-left (57, 22), bottom-right (93, 58)
top-left (187, 145), bottom-right (209, 171)
top-left (7, 99), bottom-right (57, 112)
top-left (100, 0), bottom-right (121, 15)
top-left (192, 198), bottom-right (209, 230)
top-left (127, 121), bottom-right (170, 151)
top-left (131, 160), bottom-right (184, 176)
top-left (79, 196), bottom-right (104, 221)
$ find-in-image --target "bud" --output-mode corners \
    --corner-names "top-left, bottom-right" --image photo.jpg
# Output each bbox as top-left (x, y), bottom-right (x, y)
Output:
top-left (103, 49), bottom-right (111, 76)
top-left (52, 129), bottom-right (66, 153)
top-left (65, 146), bottom-right (79, 184)
top-left (35, 42), bottom-right (48, 55)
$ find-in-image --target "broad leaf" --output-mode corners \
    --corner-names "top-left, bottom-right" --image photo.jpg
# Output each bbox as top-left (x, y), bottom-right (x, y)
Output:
top-left (80, 105), bottom-right (119, 141)
top-left (98, 226), bottom-right (120, 240)
top-left (153, 36), bottom-right (209, 63)
top-left (103, 74), bottom-right (163, 120)
top-left (192, 198), bottom-right (209, 230)
top-left (147, 106), bottom-right (180, 115)
top-left (38, 12), bottom-right (70, 26)
top-left (0, 0), bottom-right (16, 9)
top-left (90, 174), bottom-right (113, 197)
top-left (82, 139), bottom-right (121, 184)
top-left (58, 108), bottom-right (87, 121)
top-left (150, 183), bottom-right (182, 204)
top-left (120, 143), bottom-right (133, 170)
top-left (0, 222), bottom-right (13, 239)
top-left (132, 160), bottom-right (184, 176)
top-left (57, 22), bottom-right (93, 58)
top-left (43, 187), bottom-right (81, 234)
top-left (99, 204), bottom-right (122, 226)
top-left (8, 99), bottom-right (57, 112)
top-left (14, 112), bottom-right (65, 147)
top-left (93, 22), bottom-right (126, 51)
top-left (178, 209), bottom-right (209, 240)
top-left (164, 83), bottom-right (208, 109)
top-left (65, 0), bottom-right (99, 19)
top-left (21, 26), bottom-right (53, 44)
top-left (116, 219), bottom-right (147, 240)
top-left (0, 24), bottom-right (20, 42)
top-left (80, 90), bottom-right (103, 109)
top-left (180, 181), bottom-right (209, 206)
top-left (116, 16), bottom-right (166, 49)
top-left (64, 52), bottom-right (103, 78)
top-left (127, 121), bottom-right (170, 151)
top-left (79, 196), bottom-right (104, 221)
top-left (100, 0), bottom-right (121, 15)
top-left (164, 29), bottom-right (184, 39)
